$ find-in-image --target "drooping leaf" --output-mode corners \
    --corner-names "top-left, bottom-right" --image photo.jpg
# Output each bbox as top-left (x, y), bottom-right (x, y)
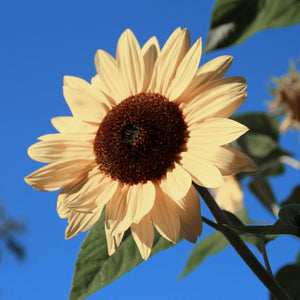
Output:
top-left (205, 0), bottom-right (300, 53)
top-left (278, 204), bottom-right (300, 226)
top-left (232, 113), bottom-right (279, 141)
top-left (68, 213), bottom-right (177, 300)
top-left (179, 209), bottom-right (250, 278)
top-left (282, 185), bottom-right (300, 206)
top-left (248, 177), bottom-right (277, 214)
top-left (270, 263), bottom-right (300, 300)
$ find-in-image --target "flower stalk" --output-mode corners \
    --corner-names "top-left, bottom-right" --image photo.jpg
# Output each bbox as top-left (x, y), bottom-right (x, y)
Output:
top-left (194, 184), bottom-right (291, 300)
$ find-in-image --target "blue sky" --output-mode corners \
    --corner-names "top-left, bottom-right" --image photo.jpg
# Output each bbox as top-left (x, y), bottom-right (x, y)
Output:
top-left (0, 1), bottom-right (299, 299)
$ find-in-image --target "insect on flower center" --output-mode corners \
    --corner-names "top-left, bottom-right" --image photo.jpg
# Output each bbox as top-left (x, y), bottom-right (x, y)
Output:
top-left (94, 92), bottom-right (188, 185)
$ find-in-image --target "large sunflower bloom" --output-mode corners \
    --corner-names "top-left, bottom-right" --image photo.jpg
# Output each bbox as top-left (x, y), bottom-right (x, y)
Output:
top-left (25, 28), bottom-right (256, 260)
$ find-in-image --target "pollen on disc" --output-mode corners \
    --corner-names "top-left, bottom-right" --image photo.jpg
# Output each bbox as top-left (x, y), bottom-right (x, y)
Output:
top-left (94, 93), bottom-right (188, 185)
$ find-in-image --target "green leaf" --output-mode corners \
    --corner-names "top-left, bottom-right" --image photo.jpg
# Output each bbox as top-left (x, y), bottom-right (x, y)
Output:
top-left (68, 213), bottom-right (177, 300)
top-left (178, 230), bottom-right (229, 279)
top-left (282, 185), bottom-right (300, 206)
top-left (179, 209), bottom-right (250, 278)
top-left (205, 0), bottom-right (300, 52)
top-left (232, 113), bottom-right (279, 141)
top-left (238, 133), bottom-right (278, 158)
top-left (278, 204), bottom-right (300, 226)
top-left (271, 263), bottom-right (300, 300)
top-left (248, 177), bottom-right (277, 214)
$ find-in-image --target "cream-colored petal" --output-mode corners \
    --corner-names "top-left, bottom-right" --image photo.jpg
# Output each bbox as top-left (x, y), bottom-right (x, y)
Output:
top-left (160, 163), bottom-right (191, 201)
top-left (105, 227), bottom-right (125, 256)
top-left (117, 29), bottom-right (145, 95)
top-left (176, 185), bottom-right (202, 243)
top-left (51, 117), bottom-right (98, 134)
top-left (167, 37), bottom-right (202, 101)
top-left (151, 186), bottom-right (180, 243)
top-left (24, 159), bottom-right (93, 191)
top-left (57, 168), bottom-right (119, 218)
top-left (142, 36), bottom-right (160, 92)
top-left (150, 28), bottom-right (191, 95)
top-left (131, 214), bottom-right (154, 260)
top-left (63, 76), bottom-right (110, 122)
top-left (181, 150), bottom-right (224, 188)
top-left (188, 144), bottom-right (257, 176)
top-left (280, 115), bottom-right (293, 132)
top-left (180, 76), bottom-right (246, 109)
top-left (94, 50), bottom-right (129, 102)
top-left (184, 92), bottom-right (247, 126)
top-left (105, 184), bottom-right (131, 235)
top-left (65, 207), bottom-right (103, 239)
top-left (37, 132), bottom-right (95, 142)
top-left (188, 118), bottom-right (249, 146)
top-left (124, 181), bottom-right (155, 224)
top-left (213, 175), bottom-right (244, 213)
top-left (28, 139), bottom-right (94, 163)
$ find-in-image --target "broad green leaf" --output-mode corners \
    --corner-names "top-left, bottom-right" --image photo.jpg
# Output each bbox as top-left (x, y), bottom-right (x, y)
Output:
top-left (232, 113), bottom-right (279, 141)
top-left (248, 177), bottom-right (277, 214)
top-left (282, 185), bottom-right (300, 206)
top-left (271, 263), bottom-right (300, 300)
top-left (178, 230), bottom-right (229, 279)
top-left (238, 133), bottom-right (278, 158)
top-left (179, 209), bottom-right (250, 278)
top-left (68, 213), bottom-right (177, 300)
top-left (205, 0), bottom-right (300, 52)
top-left (278, 204), bottom-right (300, 226)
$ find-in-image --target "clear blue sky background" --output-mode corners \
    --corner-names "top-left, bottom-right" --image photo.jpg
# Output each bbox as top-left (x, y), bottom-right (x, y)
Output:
top-left (0, 1), bottom-right (299, 299)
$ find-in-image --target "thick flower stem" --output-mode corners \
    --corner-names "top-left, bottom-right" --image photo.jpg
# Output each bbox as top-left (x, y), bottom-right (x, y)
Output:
top-left (194, 184), bottom-right (291, 300)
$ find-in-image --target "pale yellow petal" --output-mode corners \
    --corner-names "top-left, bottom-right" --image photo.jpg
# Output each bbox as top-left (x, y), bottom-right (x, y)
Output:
top-left (37, 132), bottom-right (95, 142)
top-left (65, 207), bottom-right (103, 239)
top-left (151, 186), bottom-right (180, 243)
top-left (24, 159), bottom-right (93, 191)
top-left (28, 139), bottom-right (94, 163)
top-left (167, 37), bottom-right (202, 101)
top-left (188, 118), bottom-right (249, 146)
top-left (159, 163), bottom-right (191, 201)
top-left (176, 185), bottom-right (202, 243)
top-left (117, 29), bottom-right (145, 95)
top-left (184, 92), bottom-right (247, 125)
top-left (51, 117), bottom-right (98, 134)
top-left (181, 150), bottom-right (224, 188)
top-left (105, 185), bottom-right (131, 235)
top-left (141, 36), bottom-right (160, 92)
top-left (150, 28), bottom-right (191, 95)
top-left (63, 76), bottom-right (110, 122)
top-left (213, 176), bottom-right (244, 213)
top-left (124, 181), bottom-right (155, 224)
top-left (94, 50), bottom-right (128, 102)
top-left (131, 214), bottom-right (154, 260)
top-left (105, 227), bottom-right (125, 256)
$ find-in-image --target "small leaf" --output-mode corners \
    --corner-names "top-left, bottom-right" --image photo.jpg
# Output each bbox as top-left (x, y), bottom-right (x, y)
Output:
top-left (248, 177), bottom-right (277, 214)
top-left (68, 213), bottom-right (177, 300)
top-left (282, 185), bottom-right (300, 206)
top-left (278, 204), bottom-right (300, 226)
top-left (179, 230), bottom-right (229, 279)
top-left (205, 0), bottom-right (300, 52)
top-left (232, 113), bottom-right (279, 141)
top-left (271, 263), bottom-right (300, 300)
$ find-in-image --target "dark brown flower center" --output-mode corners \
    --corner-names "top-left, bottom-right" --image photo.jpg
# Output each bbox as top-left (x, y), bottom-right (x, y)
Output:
top-left (94, 92), bottom-right (188, 185)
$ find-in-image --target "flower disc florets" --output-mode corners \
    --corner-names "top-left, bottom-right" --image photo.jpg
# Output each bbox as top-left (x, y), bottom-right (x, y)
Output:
top-left (94, 92), bottom-right (188, 185)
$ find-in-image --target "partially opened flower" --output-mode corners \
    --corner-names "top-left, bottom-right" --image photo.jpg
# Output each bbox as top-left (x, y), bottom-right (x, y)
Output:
top-left (269, 62), bottom-right (300, 132)
top-left (25, 28), bottom-right (256, 260)
top-left (212, 175), bottom-right (244, 213)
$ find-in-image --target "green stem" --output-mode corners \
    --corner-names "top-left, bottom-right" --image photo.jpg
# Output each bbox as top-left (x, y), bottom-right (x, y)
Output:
top-left (194, 184), bottom-right (291, 300)
top-left (260, 238), bottom-right (274, 278)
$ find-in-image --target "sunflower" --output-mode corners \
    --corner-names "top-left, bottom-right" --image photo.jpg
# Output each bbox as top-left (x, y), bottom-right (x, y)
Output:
top-left (25, 28), bottom-right (256, 260)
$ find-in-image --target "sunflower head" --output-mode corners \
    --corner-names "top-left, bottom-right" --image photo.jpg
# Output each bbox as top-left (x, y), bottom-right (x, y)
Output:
top-left (25, 28), bottom-right (256, 260)
top-left (269, 61), bottom-right (300, 132)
